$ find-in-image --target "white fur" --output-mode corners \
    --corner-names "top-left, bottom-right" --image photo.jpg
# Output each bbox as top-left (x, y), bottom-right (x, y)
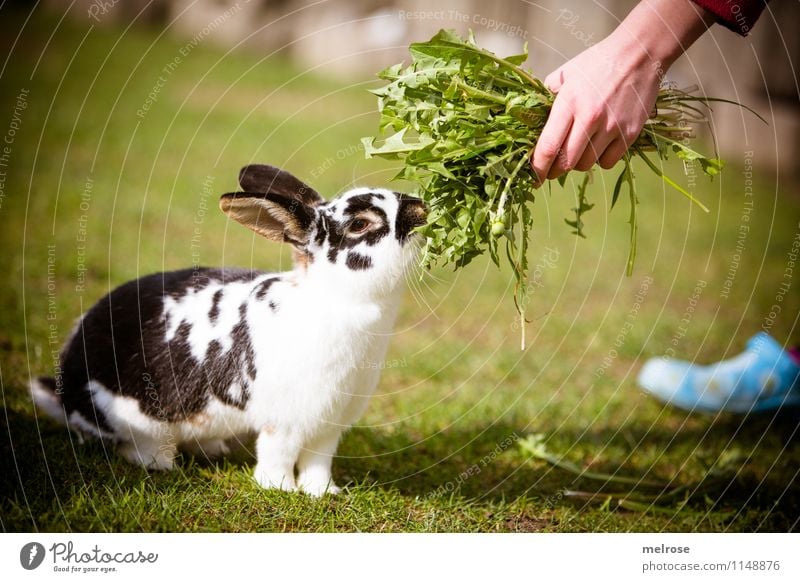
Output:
top-left (30, 379), bottom-right (66, 424)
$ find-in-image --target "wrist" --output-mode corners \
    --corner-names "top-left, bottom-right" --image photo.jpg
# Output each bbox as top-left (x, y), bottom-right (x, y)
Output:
top-left (613, 0), bottom-right (715, 72)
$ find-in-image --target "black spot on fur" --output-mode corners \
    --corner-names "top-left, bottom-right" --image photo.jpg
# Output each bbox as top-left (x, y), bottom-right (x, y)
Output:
top-left (343, 194), bottom-right (377, 213)
top-left (36, 376), bottom-right (57, 392)
top-left (325, 194), bottom-right (390, 263)
top-left (254, 277), bottom-right (279, 300)
top-left (164, 269), bottom-right (257, 300)
top-left (55, 267), bottom-right (264, 432)
top-left (204, 303), bottom-right (256, 407)
top-left (314, 214), bottom-right (329, 247)
top-left (327, 246), bottom-right (339, 263)
top-left (268, 301), bottom-right (278, 312)
top-left (207, 339), bottom-right (222, 359)
top-left (346, 252), bottom-right (373, 271)
top-left (208, 289), bottom-right (223, 323)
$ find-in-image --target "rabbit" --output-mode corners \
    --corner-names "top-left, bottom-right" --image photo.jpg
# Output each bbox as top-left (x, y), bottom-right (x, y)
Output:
top-left (30, 164), bottom-right (426, 496)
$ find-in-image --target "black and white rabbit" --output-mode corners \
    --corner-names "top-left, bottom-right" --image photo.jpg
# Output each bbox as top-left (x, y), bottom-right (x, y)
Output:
top-left (31, 164), bottom-right (426, 495)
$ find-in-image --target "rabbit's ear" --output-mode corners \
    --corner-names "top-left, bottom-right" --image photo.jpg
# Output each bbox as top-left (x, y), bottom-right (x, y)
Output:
top-left (219, 192), bottom-right (316, 246)
top-left (238, 164), bottom-right (323, 206)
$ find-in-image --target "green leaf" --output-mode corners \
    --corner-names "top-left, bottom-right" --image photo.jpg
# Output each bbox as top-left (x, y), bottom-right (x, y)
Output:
top-left (611, 165), bottom-right (627, 211)
top-left (565, 172), bottom-right (593, 238)
top-left (362, 128), bottom-right (435, 158)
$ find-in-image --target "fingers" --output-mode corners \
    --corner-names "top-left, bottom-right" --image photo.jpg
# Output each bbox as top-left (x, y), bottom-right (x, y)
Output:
top-left (536, 117), bottom-right (629, 178)
top-left (544, 68), bottom-right (565, 93)
top-left (531, 95), bottom-right (573, 185)
top-left (547, 119), bottom-right (592, 180)
top-left (598, 139), bottom-right (629, 170)
top-left (534, 60), bottom-right (648, 181)
top-left (534, 109), bottom-right (629, 179)
top-left (574, 132), bottom-right (614, 172)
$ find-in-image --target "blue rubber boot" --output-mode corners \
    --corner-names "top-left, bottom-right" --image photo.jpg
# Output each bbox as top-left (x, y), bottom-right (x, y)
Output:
top-left (637, 333), bottom-right (800, 413)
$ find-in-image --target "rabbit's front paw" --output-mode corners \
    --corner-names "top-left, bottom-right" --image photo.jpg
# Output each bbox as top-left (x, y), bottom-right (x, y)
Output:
top-left (297, 475), bottom-right (341, 497)
top-left (304, 483), bottom-right (341, 497)
top-left (118, 440), bottom-right (176, 471)
top-left (253, 464), bottom-right (296, 492)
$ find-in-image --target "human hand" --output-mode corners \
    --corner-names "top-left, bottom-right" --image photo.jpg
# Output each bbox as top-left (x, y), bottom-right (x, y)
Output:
top-left (531, 34), bottom-right (661, 183)
top-left (530, 0), bottom-right (715, 184)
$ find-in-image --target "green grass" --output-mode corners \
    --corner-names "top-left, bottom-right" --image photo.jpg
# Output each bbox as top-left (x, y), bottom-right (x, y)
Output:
top-left (1, 8), bottom-right (799, 532)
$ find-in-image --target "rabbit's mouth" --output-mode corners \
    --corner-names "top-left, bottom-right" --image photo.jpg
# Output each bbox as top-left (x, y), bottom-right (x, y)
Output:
top-left (395, 194), bottom-right (427, 243)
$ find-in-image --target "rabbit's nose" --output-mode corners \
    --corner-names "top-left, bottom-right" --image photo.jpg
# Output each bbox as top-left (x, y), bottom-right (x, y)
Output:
top-left (396, 194), bottom-right (427, 240)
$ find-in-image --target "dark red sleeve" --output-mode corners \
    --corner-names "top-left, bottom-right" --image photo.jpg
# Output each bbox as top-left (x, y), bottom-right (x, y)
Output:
top-left (691, 0), bottom-right (769, 36)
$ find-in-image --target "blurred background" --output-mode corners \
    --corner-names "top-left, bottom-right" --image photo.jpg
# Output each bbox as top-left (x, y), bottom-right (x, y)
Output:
top-left (48, 0), bottom-right (800, 174)
top-left (0, 0), bottom-right (798, 532)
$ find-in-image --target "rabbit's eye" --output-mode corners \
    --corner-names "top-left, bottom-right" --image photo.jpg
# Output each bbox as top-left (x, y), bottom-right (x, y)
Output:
top-left (348, 218), bottom-right (371, 234)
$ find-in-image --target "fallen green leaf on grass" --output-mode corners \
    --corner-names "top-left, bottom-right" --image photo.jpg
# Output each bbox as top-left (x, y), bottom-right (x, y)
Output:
top-left (519, 434), bottom-right (748, 514)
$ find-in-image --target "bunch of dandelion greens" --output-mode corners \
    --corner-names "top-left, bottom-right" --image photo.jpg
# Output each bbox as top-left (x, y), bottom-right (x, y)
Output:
top-left (362, 30), bottom-right (759, 344)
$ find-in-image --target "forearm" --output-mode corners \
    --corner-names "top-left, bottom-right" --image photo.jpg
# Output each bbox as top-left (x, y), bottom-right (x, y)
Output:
top-left (531, 0), bottom-right (719, 181)
top-left (611, 0), bottom-right (717, 74)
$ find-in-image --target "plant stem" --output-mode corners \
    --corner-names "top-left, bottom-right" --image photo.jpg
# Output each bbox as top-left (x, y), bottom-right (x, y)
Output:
top-left (495, 153), bottom-right (530, 218)
top-left (454, 79), bottom-right (506, 105)
top-left (520, 440), bottom-right (671, 489)
top-left (635, 149), bottom-right (710, 212)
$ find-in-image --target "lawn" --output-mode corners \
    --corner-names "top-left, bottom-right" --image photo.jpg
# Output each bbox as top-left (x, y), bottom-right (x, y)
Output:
top-left (1, 8), bottom-right (798, 532)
